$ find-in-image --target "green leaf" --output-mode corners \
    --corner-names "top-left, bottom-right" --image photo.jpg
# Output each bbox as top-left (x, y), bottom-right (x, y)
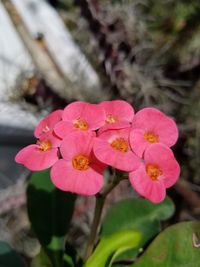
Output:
top-left (85, 230), bottom-right (141, 267)
top-left (63, 253), bottom-right (74, 267)
top-left (31, 248), bottom-right (78, 267)
top-left (31, 249), bottom-right (53, 267)
top-left (0, 242), bottom-right (26, 267)
top-left (132, 221), bottom-right (200, 267)
top-left (64, 243), bottom-right (83, 267)
top-left (27, 170), bottom-right (76, 267)
top-left (101, 197), bottom-right (175, 261)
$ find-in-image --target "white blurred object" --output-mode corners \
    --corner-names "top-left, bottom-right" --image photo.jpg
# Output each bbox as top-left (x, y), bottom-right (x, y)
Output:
top-left (0, 1), bottom-right (33, 101)
top-left (0, 0), bottom-right (105, 129)
top-left (11, 0), bottom-right (102, 98)
top-left (0, 0), bottom-right (103, 102)
top-left (0, 102), bottom-right (40, 129)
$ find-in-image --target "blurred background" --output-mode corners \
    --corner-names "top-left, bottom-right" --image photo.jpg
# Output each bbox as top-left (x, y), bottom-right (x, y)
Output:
top-left (0, 0), bottom-right (200, 262)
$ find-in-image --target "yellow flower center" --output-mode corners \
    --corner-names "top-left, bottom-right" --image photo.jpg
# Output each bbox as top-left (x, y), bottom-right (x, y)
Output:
top-left (111, 138), bottom-right (128, 153)
top-left (144, 131), bottom-right (159, 144)
top-left (72, 155), bottom-right (90, 170)
top-left (106, 114), bottom-right (117, 124)
top-left (37, 140), bottom-right (52, 152)
top-left (42, 125), bottom-right (50, 133)
top-left (146, 164), bottom-right (162, 180)
top-left (73, 118), bottom-right (88, 130)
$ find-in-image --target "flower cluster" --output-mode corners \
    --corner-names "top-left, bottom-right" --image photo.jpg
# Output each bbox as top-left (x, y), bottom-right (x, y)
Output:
top-left (15, 100), bottom-right (180, 203)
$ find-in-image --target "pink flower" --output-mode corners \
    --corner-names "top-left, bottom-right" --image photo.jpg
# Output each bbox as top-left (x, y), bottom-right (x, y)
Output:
top-left (98, 100), bottom-right (134, 134)
top-left (15, 134), bottom-right (60, 171)
top-left (93, 127), bottom-right (140, 171)
top-left (50, 132), bottom-right (106, 195)
top-left (54, 101), bottom-right (105, 139)
top-left (34, 109), bottom-right (63, 139)
top-left (130, 108), bottom-right (178, 157)
top-left (129, 143), bottom-right (180, 203)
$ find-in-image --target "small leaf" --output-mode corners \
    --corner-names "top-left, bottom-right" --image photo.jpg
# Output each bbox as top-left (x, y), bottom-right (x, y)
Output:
top-left (0, 242), bottom-right (26, 267)
top-left (101, 197), bottom-right (175, 261)
top-left (31, 249), bottom-right (52, 267)
top-left (64, 243), bottom-right (83, 267)
top-left (85, 230), bottom-right (141, 267)
top-left (63, 253), bottom-right (74, 267)
top-left (133, 221), bottom-right (200, 267)
top-left (27, 170), bottom-right (76, 267)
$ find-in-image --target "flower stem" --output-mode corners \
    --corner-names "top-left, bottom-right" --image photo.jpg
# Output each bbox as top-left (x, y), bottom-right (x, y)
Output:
top-left (84, 193), bottom-right (105, 260)
top-left (84, 171), bottom-right (126, 260)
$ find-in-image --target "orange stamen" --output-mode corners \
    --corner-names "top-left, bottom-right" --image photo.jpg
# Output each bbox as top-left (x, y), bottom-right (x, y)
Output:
top-left (146, 164), bottom-right (162, 180)
top-left (111, 138), bottom-right (128, 152)
top-left (73, 118), bottom-right (88, 130)
top-left (144, 131), bottom-right (159, 144)
top-left (37, 140), bottom-right (52, 152)
top-left (72, 155), bottom-right (90, 170)
top-left (106, 114), bottom-right (117, 124)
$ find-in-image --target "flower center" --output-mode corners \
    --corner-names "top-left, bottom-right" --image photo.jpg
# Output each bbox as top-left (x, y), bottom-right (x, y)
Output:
top-left (146, 164), bottom-right (162, 180)
top-left (144, 131), bottom-right (159, 144)
top-left (37, 140), bottom-right (52, 152)
top-left (73, 118), bottom-right (88, 130)
top-left (106, 114), bottom-right (117, 124)
top-left (72, 155), bottom-right (90, 170)
top-left (111, 138), bottom-right (128, 152)
top-left (42, 125), bottom-right (50, 133)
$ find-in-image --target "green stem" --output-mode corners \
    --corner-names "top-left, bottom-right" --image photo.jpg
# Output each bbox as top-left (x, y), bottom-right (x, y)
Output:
top-left (84, 171), bottom-right (126, 260)
top-left (85, 193), bottom-right (105, 260)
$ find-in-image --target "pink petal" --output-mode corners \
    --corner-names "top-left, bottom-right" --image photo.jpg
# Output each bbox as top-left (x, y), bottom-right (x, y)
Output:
top-left (90, 150), bottom-right (108, 172)
top-left (39, 132), bottom-right (62, 148)
top-left (15, 145), bottom-right (59, 171)
top-left (129, 165), bottom-right (166, 203)
top-left (62, 101), bottom-right (105, 130)
top-left (60, 132), bottom-right (95, 160)
top-left (50, 159), bottom-right (104, 195)
top-left (154, 117), bottom-right (178, 147)
top-left (132, 107), bottom-right (178, 147)
top-left (132, 107), bottom-right (162, 131)
top-left (93, 138), bottom-right (140, 171)
top-left (98, 127), bottom-right (131, 141)
top-left (62, 101), bottom-right (87, 121)
top-left (34, 109), bottom-right (63, 138)
top-left (54, 121), bottom-right (76, 139)
top-left (100, 100), bottom-right (134, 122)
top-left (98, 121), bottom-right (131, 135)
top-left (129, 129), bottom-right (149, 158)
top-left (144, 144), bottom-right (180, 188)
top-left (54, 119), bottom-right (97, 140)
